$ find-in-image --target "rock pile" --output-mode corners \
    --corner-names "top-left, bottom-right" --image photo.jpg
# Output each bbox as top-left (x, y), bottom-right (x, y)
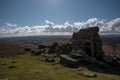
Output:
top-left (60, 27), bottom-right (117, 68)
top-left (24, 26), bottom-right (117, 68)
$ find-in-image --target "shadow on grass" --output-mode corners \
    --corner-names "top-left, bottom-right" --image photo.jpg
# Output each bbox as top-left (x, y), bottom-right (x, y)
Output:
top-left (80, 61), bottom-right (120, 76)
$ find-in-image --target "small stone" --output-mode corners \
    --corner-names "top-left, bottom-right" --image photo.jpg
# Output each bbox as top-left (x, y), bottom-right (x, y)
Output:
top-left (83, 72), bottom-right (97, 77)
top-left (45, 56), bottom-right (55, 62)
top-left (72, 67), bottom-right (82, 71)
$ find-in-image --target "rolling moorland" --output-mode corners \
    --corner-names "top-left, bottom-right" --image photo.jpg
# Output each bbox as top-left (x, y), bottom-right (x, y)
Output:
top-left (0, 35), bottom-right (120, 80)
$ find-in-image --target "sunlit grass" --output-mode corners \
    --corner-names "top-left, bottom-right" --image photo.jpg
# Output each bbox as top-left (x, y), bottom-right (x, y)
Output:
top-left (0, 53), bottom-right (120, 80)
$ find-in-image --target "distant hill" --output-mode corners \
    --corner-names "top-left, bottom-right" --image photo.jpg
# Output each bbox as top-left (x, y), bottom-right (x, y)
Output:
top-left (0, 35), bottom-right (120, 57)
top-left (0, 35), bottom-right (72, 45)
top-left (0, 40), bottom-right (37, 56)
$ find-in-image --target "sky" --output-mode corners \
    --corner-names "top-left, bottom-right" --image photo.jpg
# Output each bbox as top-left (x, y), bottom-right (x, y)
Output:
top-left (0, 0), bottom-right (120, 37)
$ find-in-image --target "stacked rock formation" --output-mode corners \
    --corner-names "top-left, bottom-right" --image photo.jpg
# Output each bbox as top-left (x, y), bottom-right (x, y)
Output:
top-left (71, 27), bottom-right (104, 59)
top-left (60, 27), bottom-right (106, 68)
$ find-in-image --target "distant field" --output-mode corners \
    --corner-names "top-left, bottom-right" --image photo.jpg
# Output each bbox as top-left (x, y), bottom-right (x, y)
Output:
top-left (0, 40), bottom-right (37, 56)
top-left (0, 35), bottom-right (120, 56)
top-left (102, 35), bottom-right (120, 57)
top-left (0, 35), bottom-right (71, 45)
top-left (0, 53), bottom-right (120, 80)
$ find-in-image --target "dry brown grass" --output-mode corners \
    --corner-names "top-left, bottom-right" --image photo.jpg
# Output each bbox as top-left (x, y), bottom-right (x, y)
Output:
top-left (102, 39), bottom-right (120, 57)
top-left (0, 40), bottom-right (37, 56)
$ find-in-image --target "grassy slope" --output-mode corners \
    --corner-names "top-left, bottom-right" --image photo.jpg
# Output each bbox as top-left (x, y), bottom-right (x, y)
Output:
top-left (0, 53), bottom-right (120, 80)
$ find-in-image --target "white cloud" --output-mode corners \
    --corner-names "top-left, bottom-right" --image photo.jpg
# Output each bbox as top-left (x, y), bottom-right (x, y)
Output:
top-left (45, 19), bottom-right (54, 27)
top-left (107, 18), bottom-right (120, 32)
top-left (5, 22), bottom-right (17, 27)
top-left (86, 18), bottom-right (97, 24)
top-left (0, 18), bottom-right (120, 37)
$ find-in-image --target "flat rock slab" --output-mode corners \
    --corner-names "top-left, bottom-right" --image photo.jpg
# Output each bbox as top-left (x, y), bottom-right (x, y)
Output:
top-left (45, 56), bottom-right (55, 62)
top-left (83, 72), bottom-right (97, 77)
top-left (72, 67), bottom-right (82, 71)
top-left (60, 54), bottom-right (79, 68)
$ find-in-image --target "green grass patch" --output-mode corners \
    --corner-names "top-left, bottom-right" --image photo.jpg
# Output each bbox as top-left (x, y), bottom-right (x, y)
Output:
top-left (0, 53), bottom-right (120, 80)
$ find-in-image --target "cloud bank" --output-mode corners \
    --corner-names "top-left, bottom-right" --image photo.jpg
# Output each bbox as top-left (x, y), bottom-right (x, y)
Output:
top-left (0, 18), bottom-right (120, 37)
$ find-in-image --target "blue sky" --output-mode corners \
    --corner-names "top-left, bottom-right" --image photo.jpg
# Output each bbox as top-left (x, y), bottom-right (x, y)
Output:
top-left (0, 0), bottom-right (120, 26)
top-left (0, 0), bottom-right (120, 37)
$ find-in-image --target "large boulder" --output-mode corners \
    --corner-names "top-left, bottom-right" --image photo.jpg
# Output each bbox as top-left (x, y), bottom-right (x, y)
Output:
top-left (103, 55), bottom-right (117, 65)
top-left (58, 43), bottom-right (72, 54)
top-left (69, 50), bottom-right (84, 59)
top-left (95, 60), bottom-right (109, 68)
top-left (60, 54), bottom-right (79, 68)
top-left (49, 42), bottom-right (59, 54)
top-left (69, 49), bottom-right (97, 63)
top-left (71, 27), bottom-right (104, 59)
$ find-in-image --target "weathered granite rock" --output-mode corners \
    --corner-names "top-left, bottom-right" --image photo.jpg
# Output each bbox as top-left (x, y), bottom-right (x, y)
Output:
top-left (60, 54), bottom-right (79, 68)
top-left (31, 49), bottom-right (42, 55)
top-left (45, 56), bottom-right (55, 62)
top-left (72, 67), bottom-right (82, 71)
top-left (49, 42), bottom-right (59, 53)
top-left (103, 55), bottom-right (117, 65)
top-left (71, 27), bottom-right (104, 59)
top-left (83, 72), bottom-right (97, 77)
top-left (70, 50), bottom-right (84, 59)
top-left (58, 43), bottom-right (72, 54)
top-left (95, 60), bottom-right (109, 68)
top-left (70, 49), bottom-right (97, 63)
